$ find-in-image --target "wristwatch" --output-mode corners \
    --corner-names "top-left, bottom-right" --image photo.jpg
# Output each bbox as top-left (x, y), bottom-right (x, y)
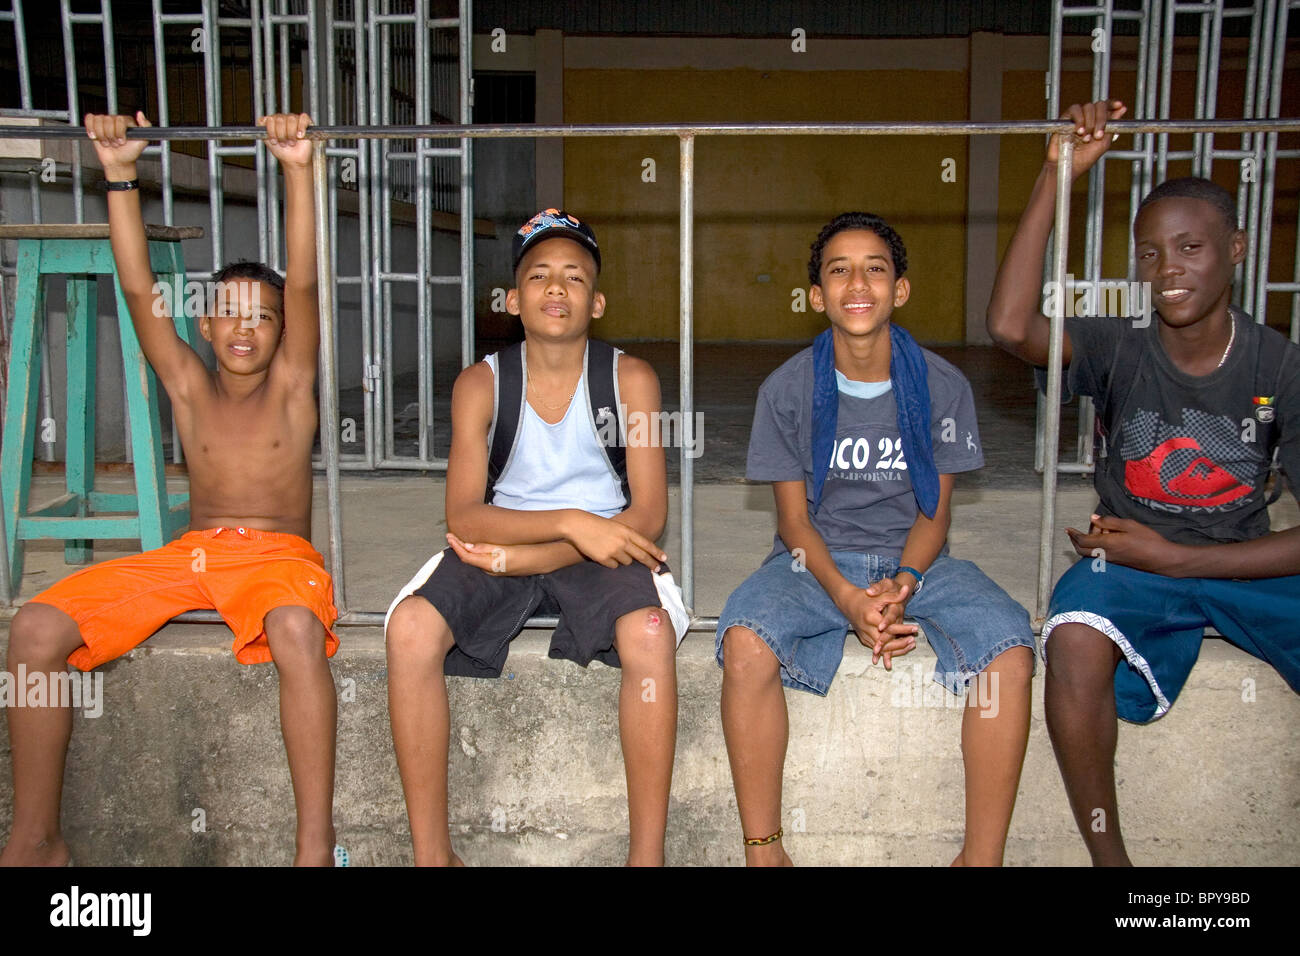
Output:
top-left (104, 179), bottom-right (139, 191)
top-left (895, 565), bottom-right (925, 593)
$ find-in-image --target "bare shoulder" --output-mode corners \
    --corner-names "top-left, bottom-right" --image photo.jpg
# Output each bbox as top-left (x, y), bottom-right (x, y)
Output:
top-left (451, 360), bottom-right (495, 419)
top-left (616, 353), bottom-right (662, 402)
top-left (454, 359), bottom-right (494, 397)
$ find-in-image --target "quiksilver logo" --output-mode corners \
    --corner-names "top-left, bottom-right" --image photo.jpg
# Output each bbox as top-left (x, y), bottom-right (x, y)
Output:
top-left (49, 886), bottom-right (151, 936)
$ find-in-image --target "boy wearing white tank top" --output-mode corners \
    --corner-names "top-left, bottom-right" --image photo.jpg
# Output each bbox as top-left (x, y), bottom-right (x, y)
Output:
top-left (384, 209), bottom-right (689, 866)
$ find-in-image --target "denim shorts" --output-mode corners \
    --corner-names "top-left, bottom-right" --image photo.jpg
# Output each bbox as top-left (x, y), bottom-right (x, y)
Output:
top-left (1044, 558), bottom-right (1300, 724)
top-left (715, 550), bottom-right (1036, 696)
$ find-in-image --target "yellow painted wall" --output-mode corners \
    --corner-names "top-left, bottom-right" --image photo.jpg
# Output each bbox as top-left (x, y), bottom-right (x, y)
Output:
top-left (564, 69), bottom-right (969, 344)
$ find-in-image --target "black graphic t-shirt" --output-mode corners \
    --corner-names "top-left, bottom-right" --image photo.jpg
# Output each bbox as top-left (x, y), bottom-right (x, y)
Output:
top-left (1060, 311), bottom-right (1300, 546)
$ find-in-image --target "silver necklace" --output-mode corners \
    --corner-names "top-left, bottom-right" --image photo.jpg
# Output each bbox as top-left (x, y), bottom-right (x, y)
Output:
top-left (1216, 315), bottom-right (1236, 369)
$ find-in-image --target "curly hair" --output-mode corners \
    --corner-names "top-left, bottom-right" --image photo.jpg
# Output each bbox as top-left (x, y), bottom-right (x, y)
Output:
top-left (807, 212), bottom-right (908, 287)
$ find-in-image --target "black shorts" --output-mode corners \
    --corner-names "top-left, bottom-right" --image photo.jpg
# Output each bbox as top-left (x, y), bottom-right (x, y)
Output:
top-left (387, 548), bottom-right (686, 678)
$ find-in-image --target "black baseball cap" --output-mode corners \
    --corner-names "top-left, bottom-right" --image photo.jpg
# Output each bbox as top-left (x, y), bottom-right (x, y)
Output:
top-left (512, 208), bottom-right (601, 274)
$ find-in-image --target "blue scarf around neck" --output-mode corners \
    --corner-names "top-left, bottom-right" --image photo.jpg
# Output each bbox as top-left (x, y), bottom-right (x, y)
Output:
top-left (810, 324), bottom-right (939, 518)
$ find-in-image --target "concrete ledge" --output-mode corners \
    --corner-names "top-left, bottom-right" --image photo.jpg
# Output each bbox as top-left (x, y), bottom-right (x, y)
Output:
top-left (1, 624), bottom-right (1296, 866)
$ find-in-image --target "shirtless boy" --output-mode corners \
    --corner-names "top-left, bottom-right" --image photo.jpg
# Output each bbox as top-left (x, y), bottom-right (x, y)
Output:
top-left (0, 111), bottom-right (340, 866)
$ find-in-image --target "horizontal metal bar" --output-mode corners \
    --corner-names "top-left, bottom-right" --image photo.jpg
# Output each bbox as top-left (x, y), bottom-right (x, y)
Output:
top-left (319, 457), bottom-right (451, 472)
top-left (375, 273), bottom-right (464, 284)
top-left (1058, 6), bottom-right (1144, 20)
top-left (1035, 461), bottom-right (1096, 475)
top-left (142, 610), bottom-right (714, 630)
top-left (385, 148), bottom-right (464, 158)
top-left (0, 108), bottom-right (72, 120)
top-left (0, 602), bottom-right (1045, 635)
top-left (6, 119), bottom-right (1300, 141)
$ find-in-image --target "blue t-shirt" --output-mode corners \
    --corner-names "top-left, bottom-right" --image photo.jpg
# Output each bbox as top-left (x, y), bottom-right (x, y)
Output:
top-left (746, 344), bottom-right (984, 560)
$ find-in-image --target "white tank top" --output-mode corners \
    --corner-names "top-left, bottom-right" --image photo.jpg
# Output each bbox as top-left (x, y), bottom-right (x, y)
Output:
top-left (485, 346), bottom-right (627, 518)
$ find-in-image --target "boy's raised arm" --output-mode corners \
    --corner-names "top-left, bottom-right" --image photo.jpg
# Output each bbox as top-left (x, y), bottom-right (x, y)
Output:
top-left (986, 100), bottom-right (1126, 367)
top-left (262, 113), bottom-right (320, 389)
top-left (86, 112), bottom-right (207, 397)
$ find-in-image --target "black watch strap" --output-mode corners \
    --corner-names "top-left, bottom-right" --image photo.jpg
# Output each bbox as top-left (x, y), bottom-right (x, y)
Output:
top-left (104, 179), bottom-right (139, 191)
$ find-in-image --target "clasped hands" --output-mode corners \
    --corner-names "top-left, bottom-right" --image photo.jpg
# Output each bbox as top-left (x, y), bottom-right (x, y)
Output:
top-left (842, 578), bottom-right (918, 670)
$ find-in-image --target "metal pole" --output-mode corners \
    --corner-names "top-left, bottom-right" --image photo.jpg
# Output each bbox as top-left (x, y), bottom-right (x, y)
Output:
top-left (313, 142), bottom-right (346, 613)
top-left (1037, 137), bottom-right (1074, 625)
top-left (58, 0), bottom-right (82, 222)
top-left (1158, 3), bottom-right (1175, 182)
top-left (204, 0), bottom-right (225, 273)
top-left (460, 0), bottom-right (473, 371)
top-left (1253, 0), bottom-right (1288, 331)
top-left (11, 120), bottom-right (1300, 141)
top-left (1238, 0), bottom-right (1265, 315)
top-left (679, 133), bottom-right (695, 612)
top-left (414, 0), bottom-right (430, 463)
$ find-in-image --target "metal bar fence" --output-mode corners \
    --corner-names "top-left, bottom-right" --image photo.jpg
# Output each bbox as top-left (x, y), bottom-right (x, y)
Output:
top-left (3, 117), bottom-right (1297, 630)
top-left (1038, 0), bottom-right (1288, 484)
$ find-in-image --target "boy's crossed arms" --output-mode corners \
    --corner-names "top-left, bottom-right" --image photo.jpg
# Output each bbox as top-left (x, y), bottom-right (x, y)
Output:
top-left (443, 354), bottom-right (669, 577)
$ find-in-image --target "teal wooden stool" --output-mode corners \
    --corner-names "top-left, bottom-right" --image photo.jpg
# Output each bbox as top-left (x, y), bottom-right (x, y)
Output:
top-left (0, 223), bottom-right (203, 596)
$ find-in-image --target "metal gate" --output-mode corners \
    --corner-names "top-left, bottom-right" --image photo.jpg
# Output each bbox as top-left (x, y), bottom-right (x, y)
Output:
top-left (1038, 0), bottom-right (1299, 477)
top-left (0, 0), bottom-right (474, 472)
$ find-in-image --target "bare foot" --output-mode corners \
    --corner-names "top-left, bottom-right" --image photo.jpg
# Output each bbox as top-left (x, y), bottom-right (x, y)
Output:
top-left (294, 827), bottom-right (338, 867)
top-left (744, 843), bottom-right (793, 867)
top-left (952, 847), bottom-right (1005, 867)
top-left (0, 835), bottom-right (72, 867)
top-left (414, 849), bottom-right (465, 866)
top-left (294, 846), bottom-right (337, 866)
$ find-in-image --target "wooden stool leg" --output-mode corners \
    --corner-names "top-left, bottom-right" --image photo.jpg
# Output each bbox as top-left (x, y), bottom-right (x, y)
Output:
top-left (64, 276), bottom-right (97, 564)
top-left (111, 273), bottom-right (170, 550)
top-left (154, 243), bottom-right (193, 536)
top-left (0, 243), bottom-right (45, 593)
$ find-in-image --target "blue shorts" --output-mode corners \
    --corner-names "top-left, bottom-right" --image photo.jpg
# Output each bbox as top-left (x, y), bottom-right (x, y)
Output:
top-left (1043, 559), bottom-right (1300, 724)
top-left (715, 550), bottom-right (1036, 697)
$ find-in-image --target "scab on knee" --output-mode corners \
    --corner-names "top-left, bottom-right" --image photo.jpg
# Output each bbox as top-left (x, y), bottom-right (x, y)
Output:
top-left (615, 606), bottom-right (674, 664)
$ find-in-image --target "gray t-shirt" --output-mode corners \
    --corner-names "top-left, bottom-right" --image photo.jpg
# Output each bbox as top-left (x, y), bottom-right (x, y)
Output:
top-left (1051, 311), bottom-right (1300, 545)
top-left (747, 345), bottom-right (984, 560)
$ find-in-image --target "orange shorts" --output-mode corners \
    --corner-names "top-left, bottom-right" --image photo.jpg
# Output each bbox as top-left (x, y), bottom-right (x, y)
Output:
top-left (31, 527), bottom-right (340, 670)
